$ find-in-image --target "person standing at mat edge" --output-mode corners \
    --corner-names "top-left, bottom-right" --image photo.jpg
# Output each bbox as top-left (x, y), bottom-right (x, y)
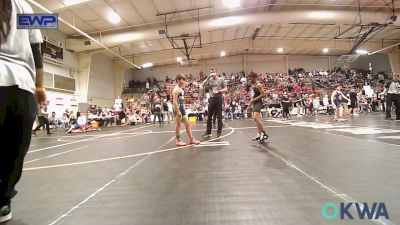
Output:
top-left (200, 68), bottom-right (227, 138)
top-left (172, 74), bottom-right (200, 146)
top-left (0, 0), bottom-right (46, 223)
top-left (383, 75), bottom-right (400, 120)
top-left (247, 72), bottom-right (269, 143)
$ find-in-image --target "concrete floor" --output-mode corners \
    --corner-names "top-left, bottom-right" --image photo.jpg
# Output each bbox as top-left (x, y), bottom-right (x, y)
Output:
top-left (4, 114), bottom-right (400, 225)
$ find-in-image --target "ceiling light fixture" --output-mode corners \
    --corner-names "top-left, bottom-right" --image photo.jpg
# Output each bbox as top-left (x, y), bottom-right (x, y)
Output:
top-left (220, 51), bottom-right (226, 57)
top-left (308, 11), bottom-right (335, 19)
top-left (107, 11), bottom-right (121, 24)
top-left (142, 62), bottom-right (153, 68)
top-left (277, 48), bottom-right (283, 53)
top-left (223, 0), bottom-right (241, 9)
top-left (213, 16), bottom-right (244, 27)
top-left (111, 33), bottom-right (141, 43)
top-left (63, 0), bottom-right (90, 6)
top-left (323, 48), bottom-right (329, 53)
top-left (355, 49), bottom-right (368, 55)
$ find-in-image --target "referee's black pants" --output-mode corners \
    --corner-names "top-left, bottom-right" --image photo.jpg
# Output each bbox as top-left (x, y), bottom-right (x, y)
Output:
top-left (386, 93), bottom-right (394, 119)
top-left (206, 96), bottom-right (223, 135)
top-left (393, 94), bottom-right (400, 120)
top-left (33, 115), bottom-right (50, 133)
top-left (0, 86), bottom-right (37, 205)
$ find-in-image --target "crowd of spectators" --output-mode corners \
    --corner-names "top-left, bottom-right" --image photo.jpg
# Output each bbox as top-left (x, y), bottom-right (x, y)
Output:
top-left (134, 67), bottom-right (389, 121)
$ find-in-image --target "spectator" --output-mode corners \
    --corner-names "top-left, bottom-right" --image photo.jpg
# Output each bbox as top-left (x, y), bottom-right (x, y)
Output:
top-left (66, 113), bottom-right (87, 133)
top-left (153, 100), bottom-right (162, 124)
top-left (281, 94), bottom-right (291, 119)
top-left (146, 81), bottom-right (150, 92)
top-left (61, 113), bottom-right (69, 129)
top-left (33, 104), bottom-right (53, 135)
top-left (48, 112), bottom-right (57, 128)
top-left (162, 99), bottom-right (169, 123)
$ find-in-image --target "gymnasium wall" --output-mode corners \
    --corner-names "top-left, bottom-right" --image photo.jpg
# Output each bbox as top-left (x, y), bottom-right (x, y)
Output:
top-left (76, 54), bottom-right (91, 103)
top-left (202, 55), bottom-right (244, 74)
top-left (351, 53), bottom-right (392, 74)
top-left (40, 29), bottom-right (81, 113)
top-left (87, 53), bottom-right (116, 107)
top-left (246, 55), bottom-right (286, 74)
top-left (388, 53), bottom-right (400, 75)
top-left (113, 63), bottom-right (126, 100)
top-left (287, 55), bottom-right (340, 71)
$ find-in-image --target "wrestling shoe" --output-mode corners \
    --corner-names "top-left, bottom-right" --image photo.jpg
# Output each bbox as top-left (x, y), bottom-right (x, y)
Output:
top-left (176, 140), bottom-right (187, 146)
top-left (252, 133), bottom-right (260, 141)
top-left (258, 133), bottom-right (269, 143)
top-left (0, 203), bottom-right (11, 223)
top-left (202, 133), bottom-right (212, 138)
top-left (189, 139), bottom-right (201, 145)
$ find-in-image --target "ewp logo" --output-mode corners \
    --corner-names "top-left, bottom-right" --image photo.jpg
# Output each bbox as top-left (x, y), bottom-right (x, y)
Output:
top-left (17, 14), bottom-right (58, 29)
top-left (322, 202), bottom-right (389, 220)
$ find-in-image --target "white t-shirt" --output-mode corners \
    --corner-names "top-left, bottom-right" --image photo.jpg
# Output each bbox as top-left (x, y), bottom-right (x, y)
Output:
top-left (323, 97), bottom-right (329, 106)
top-left (167, 102), bottom-right (173, 112)
top-left (129, 115), bottom-right (137, 123)
top-left (0, 0), bottom-right (43, 94)
top-left (240, 77), bottom-right (247, 86)
top-left (77, 116), bottom-right (87, 126)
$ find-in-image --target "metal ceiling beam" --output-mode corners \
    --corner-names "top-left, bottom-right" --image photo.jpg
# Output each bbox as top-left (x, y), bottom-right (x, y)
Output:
top-left (292, 24), bottom-right (311, 38)
top-left (335, 0), bottom-right (396, 54)
top-left (282, 25), bottom-right (297, 39)
top-left (122, 39), bottom-right (397, 66)
top-left (156, 6), bottom-right (213, 16)
top-left (121, 37), bottom-right (398, 58)
top-left (369, 41), bottom-right (400, 55)
top-left (69, 1), bottom-right (400, 36)
top-left (251, 26), bottom-right (261, 40)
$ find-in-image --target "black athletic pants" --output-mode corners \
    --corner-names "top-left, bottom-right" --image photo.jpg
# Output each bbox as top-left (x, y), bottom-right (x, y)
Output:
top-left (386, 93), bottom-right (393, 119)
top-left (153, 111), bottom-right (162, 124)
top-left (392, 94), bottom-right (400, 119)
top-left (0, 86), bottom-right (37, 205)
top-left (33, 115), bottom-right (50, 133)
top-left (282, 106), bottom-right (290, 118)
top-left (206, 96), bottom-right (223, 134)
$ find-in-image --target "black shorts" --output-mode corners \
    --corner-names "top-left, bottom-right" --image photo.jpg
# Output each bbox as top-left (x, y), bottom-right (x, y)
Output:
top-left (350, 100), bottom-right (357, 109)
top-left (253, 102), bottom-right (263, 113)
top-left (173, 105), bottom-right (187, 122)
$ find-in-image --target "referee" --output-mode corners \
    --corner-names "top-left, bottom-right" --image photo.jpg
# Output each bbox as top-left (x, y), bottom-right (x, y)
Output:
top-left (383, 75), bottom-right (400, 120)
top-left (201, 68), bottom-right (227, 137)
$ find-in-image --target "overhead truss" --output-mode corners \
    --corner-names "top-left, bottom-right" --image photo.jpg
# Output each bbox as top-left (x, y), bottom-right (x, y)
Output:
top-left (335, 0), bottom-right (396, 54)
